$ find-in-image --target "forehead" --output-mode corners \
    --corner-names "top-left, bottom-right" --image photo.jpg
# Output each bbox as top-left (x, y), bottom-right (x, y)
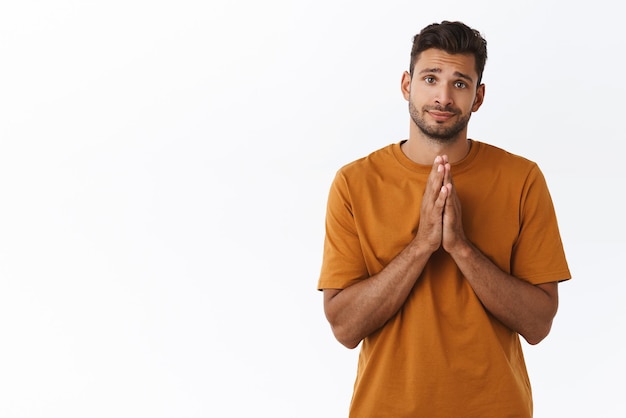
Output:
top-left (415, 49), bottom-right (478, 80)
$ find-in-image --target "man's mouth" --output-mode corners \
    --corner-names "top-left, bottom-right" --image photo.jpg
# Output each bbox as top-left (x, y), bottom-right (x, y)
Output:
top-left (427, 110), bottom-right (456, 122)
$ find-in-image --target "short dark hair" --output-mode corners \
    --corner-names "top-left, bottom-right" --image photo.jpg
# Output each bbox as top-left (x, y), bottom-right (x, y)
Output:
top-left (409, 21), bottom-right (488, 85)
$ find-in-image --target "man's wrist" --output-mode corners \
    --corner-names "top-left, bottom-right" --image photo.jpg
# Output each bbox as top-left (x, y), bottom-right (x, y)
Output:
top-left (447, 238), bottom-right (474, 261)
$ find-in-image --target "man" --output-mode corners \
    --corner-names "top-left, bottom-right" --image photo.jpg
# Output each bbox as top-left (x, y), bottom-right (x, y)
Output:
top-left (318, 21), bottom-right (571, 417)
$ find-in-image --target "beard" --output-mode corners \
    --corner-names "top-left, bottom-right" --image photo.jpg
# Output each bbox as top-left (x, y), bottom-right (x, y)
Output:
top-left (409, 99), bottom-right (471, 142)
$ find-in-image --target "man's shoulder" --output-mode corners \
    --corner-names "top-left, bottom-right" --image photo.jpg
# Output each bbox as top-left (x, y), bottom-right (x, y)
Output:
top-left (474, 140), bottom-right (537, 169)
top-left (337, 142), bottom-right (398, 175)
top-left (474, 141), bottom-right (534, 164)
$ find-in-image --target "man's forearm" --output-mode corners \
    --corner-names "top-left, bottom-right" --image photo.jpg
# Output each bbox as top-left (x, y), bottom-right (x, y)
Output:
top-left (449, 241), bottom-right (559, 345)
top-left (324, 240), bottom-right (433, 349)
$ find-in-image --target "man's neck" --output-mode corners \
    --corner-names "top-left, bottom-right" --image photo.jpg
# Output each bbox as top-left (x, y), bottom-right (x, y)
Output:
top-left (401, 129), bottom-right (471, 165)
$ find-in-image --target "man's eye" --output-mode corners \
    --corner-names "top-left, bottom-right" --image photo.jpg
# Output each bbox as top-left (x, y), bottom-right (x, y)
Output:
top-left (424, 76), bottom-right (435, 84)
top-left (454, 81), bottom-right (467, 88)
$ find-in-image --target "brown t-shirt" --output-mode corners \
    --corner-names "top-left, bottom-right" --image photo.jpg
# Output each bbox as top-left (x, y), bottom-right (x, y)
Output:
top-left (318, 140), bottom-right (571, 418)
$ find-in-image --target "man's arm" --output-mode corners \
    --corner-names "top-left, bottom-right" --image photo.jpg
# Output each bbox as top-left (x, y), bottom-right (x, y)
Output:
top-left (449, 241), bottom-right (558, 345)
top-left (323, 241), bottom-right (431, 349)
top-left (441, 165), bottom-right (559, 345)
top-left (323, 157), bottom-right (451, 349)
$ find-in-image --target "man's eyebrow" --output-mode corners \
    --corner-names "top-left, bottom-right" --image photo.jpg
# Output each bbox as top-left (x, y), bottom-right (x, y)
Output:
top-left (419, 67), bottom-right (442, 75)
top-left (418, 67), bottom-right (475, 83)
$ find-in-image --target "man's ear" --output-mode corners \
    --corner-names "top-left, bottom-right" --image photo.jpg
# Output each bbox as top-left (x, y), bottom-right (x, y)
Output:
top-left (401, 71), bottom-right (411, 101)
top-left (472, 83), bottom-right (485, 112)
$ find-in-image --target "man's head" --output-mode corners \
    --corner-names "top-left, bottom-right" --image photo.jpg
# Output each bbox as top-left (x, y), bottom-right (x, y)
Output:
top-left (409, 21), bottom-right (487, 86)
top-left (401, 21), bottom-right (487, 144)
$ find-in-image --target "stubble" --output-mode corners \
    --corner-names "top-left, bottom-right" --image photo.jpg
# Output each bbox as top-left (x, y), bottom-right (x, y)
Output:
top-left (409, 99), bottom-right (471, 142)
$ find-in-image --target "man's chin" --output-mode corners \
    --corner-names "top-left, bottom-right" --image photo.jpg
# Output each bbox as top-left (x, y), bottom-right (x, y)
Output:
top-left (420, 128), bottom-right (457, 142)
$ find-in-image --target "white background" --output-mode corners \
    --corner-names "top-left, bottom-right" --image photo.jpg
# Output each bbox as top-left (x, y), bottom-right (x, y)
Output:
top-left (0, 1), bottom-right (622, 417)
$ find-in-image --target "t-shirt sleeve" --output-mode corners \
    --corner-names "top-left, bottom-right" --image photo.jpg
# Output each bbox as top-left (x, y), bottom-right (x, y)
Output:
top-left (511, 164), bottom-right (571, 284)
top-left (317, 170), bottom-right (369, 290)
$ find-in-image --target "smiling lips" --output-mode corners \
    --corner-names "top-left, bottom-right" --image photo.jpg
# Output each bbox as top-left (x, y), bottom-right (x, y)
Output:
top-left (427, 110), bottom-right (456, 122)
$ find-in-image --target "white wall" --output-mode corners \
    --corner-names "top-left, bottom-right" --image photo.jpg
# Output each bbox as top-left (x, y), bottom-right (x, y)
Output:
top-left (0, 1), bottom-right (621, 417)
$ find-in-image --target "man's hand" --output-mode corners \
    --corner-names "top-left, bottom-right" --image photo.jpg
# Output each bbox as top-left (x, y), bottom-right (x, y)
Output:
top-left (440, 157), bottom-right (468, 255)
top-left (412, 155), bottom-right (451, 254)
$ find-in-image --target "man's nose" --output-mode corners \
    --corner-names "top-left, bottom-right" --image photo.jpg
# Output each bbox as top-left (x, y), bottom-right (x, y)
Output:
top-left (434, 85), bottom-right (453, 107)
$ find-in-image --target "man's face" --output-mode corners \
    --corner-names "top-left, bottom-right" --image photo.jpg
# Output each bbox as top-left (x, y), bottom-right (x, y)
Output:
top-left (406, 49), bottom-right (484, 142)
